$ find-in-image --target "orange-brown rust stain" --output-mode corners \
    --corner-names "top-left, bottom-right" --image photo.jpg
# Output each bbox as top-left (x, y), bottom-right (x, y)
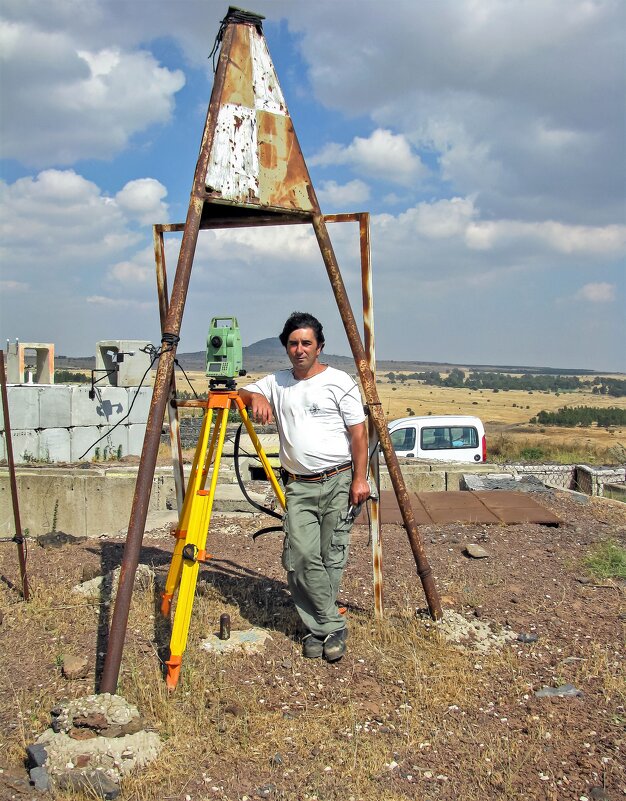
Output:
top-left (221, 26), bottom-right (255, 108)
top-left (257, 110), bottom-right (317, 212)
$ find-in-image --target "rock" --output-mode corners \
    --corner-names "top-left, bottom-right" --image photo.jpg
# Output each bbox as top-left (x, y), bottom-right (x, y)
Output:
top-left (57, 769), bottom-right (120, 800)
top-left (464, 544), bottom-right (490, 559)
top-left (69, 726), bottom-right (98, 740)
top-left (534, 683), bottom-right (583, 698)
top-left (589, 787), bottom-right (610, 800)
top-left (224, 702), bottom-right (244, 717)
top-left (36, 531), bottom-right (84, 548)
top-left (62, 654), bottom-right (90, 680)
top-left (29, 765), bottom-right (50, 791)
top-left (74, 712), bottom-right (108, 730)
top-left (82, 563), bottom-right (103, 583)
top-left (26, 743), bottom-right (48, 768)
top-left (270, 753), bottom-right (283, 766)
top-left (517, 633), bottom-right (539, 643)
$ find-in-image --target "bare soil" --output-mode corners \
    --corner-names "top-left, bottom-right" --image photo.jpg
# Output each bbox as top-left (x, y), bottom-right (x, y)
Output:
top-left (0, 487), bottom-right (624, 800)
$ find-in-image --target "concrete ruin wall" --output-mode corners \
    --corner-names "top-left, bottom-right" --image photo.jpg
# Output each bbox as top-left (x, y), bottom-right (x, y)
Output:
top-left (0, 385), bottom-right (151, 463)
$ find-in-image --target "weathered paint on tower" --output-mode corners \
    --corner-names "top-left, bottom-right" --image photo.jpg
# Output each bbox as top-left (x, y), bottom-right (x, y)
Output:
top-left (205, 22), bottom-right (317, 214)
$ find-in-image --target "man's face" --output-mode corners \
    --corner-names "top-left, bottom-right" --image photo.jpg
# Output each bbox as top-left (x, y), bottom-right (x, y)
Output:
top-left (286, 327), bottom-right (322, 376)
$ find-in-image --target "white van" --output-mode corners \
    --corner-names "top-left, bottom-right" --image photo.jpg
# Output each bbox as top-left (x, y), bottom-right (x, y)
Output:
top-left (387, 415), bottom-right (487, 463)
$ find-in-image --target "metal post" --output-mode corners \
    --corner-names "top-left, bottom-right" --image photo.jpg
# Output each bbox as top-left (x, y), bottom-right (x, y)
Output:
top-left (100, 24), bottom-right (237, 694)
top-left (153, 225), bottom-right (185, 514)
top-left (0, 350), bottom-right (29, 600)
top-left (311, 215), bottom-right (442, 621)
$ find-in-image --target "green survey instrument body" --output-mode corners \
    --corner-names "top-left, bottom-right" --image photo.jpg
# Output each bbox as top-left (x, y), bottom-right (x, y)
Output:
top-left (206, 316), bottom-right (245, 379)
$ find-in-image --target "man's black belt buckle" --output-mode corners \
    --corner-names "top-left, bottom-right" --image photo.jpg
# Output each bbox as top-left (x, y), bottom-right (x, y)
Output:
top-left (289, 461), bottom-right (352, 483)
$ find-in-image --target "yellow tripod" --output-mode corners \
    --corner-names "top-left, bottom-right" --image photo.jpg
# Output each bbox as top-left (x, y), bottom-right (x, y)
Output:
top-left (160, 388), bottom-right (285, 690)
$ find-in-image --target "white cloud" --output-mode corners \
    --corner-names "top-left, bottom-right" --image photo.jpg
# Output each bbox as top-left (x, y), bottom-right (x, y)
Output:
top-left (573, 282), bottom-right (616, 303)
top-left (316, 179), bottom-right (370, 209)
top-left (310, 129), bottom-right (427, 187)
top-left (115, 179), bottom-right (168, 226)
top-left (0, 20), bottom-right (185, 166)
top-left (465, 220), bottom-right (626, 255)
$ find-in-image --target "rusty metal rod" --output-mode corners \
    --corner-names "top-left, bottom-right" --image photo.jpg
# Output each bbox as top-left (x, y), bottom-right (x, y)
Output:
top-left (311, 214), bottom-right (442, 620)
top-left (0, 350), bottom-right (29, 601)
top-left (99, 24), bottom-right (236, 694)
top-left (153, 225), bottom-right (186, 514)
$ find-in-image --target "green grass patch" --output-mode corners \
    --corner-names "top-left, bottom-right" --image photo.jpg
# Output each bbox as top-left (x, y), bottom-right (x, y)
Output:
top-left (583, 539), bottom-right (626, 581)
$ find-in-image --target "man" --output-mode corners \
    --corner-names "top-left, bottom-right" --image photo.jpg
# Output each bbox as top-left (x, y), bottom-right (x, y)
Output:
top-left (239, 312), bottom-right (370, 662)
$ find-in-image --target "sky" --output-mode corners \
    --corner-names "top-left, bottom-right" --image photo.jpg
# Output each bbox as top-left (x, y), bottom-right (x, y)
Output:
top-left (0, 0), bottom-right (624, 372)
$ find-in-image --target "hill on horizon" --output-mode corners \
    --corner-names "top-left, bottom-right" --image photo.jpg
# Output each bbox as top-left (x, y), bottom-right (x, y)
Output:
top-left (56, 336), bottom-right (604, 376)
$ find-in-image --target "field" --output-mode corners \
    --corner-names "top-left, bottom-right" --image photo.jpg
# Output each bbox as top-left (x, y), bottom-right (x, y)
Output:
top-left (172, 369), bottom-right (626, 463)
top-left (1, 486), bottom-right (624, 800)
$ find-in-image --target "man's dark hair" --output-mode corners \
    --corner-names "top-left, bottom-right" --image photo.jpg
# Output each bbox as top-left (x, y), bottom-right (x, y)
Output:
top-left (279, 312), bottom-right (325, 349)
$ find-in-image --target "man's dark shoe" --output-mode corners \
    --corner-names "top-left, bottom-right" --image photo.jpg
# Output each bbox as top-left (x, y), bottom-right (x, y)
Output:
top-left (323, 627), bottom-right (347, 662)
top-left (302, 633), bottom-right (324, 658)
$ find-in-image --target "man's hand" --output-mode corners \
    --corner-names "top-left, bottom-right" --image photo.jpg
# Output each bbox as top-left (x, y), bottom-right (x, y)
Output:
top-left (239, 389), bottom-right (274, 425)
top-left (349, 475), bottom-right (371, 507)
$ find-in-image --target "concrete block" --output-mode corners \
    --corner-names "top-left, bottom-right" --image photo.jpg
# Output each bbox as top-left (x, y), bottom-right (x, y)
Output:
top-left (127, 424), bottom-right (146, 455)
top-left (8, 430), bottom-right (40, 462)
top-left (95, 341), bottom-right (153, 387)
top-left (0, 386), bottom-right (40, 431)
top-left (39, 385), bottom-right (72, 428)
top-left (70, 426), bottom-right (101, 462)
top-left (15, 470), bottom-right (88, 535)
top-left (70, 386), bottom-right (129, 426)
top-left (39, 428), bottom-right (71, 463)
top-left (128, 387), bottom-right (152, 424)
top-left (93, 425), bottom-right (128, 460)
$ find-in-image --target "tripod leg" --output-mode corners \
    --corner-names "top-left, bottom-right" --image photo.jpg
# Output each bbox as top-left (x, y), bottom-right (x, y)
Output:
top-left (235, 396), bottom-right (285, 510)
top-left (165, 488), bottom-right (211, 689)
top-left (160, 408), bottom-right (215, 616)
top-left (165, 406), bottom-right (230, 689)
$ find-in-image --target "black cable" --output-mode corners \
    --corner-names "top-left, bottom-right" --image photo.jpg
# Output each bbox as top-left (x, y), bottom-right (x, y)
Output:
top-left (208, 8), bottom-right (265, 71)
top-left (233, 423), bottom-right (282, 521)
top-left (77, 345), bottom-right (162, 461)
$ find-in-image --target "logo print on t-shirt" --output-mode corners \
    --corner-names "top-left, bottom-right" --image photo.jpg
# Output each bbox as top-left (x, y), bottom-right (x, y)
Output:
top-left (309, 403), bottom-right (321, 415)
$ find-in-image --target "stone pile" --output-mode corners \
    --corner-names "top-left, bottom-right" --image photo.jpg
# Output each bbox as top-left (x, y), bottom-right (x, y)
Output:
top-left (26, 693), bottom-right (162, 799)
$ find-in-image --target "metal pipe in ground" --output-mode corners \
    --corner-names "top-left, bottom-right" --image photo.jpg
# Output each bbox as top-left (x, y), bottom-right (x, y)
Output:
top-left (0, 350), bottom-right (29, 601)
top-left (311, 215), bottom-right (442, 620)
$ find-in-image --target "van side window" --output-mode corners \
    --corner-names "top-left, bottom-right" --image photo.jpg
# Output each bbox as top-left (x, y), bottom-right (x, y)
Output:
top-left (390, 427), bottom-right (416, 452)
top-left (422, 426), bottom-right (478, 450)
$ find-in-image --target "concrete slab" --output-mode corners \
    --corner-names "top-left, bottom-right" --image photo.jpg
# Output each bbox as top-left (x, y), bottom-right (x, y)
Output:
top-left (70, 386), bottom-right (129, 427)
top-left (127, 423), bottom-right (146, 455)
top-left (6, 429), bottom-right (40, 462)
top-left (200, 627), bottom-right (273, 655)
top-left (39, 428), bottom-right (71, 463)
top-left (127, 387), bottom-right (152, 424)
top-left (70, 426), bottom-right (102, 462)
top-left (0, 386), bottom-right (40, 431)
top-left (39, 385), bottom-right (72, 428)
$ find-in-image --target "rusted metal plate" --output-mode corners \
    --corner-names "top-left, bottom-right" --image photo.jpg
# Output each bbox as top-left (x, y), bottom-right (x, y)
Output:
top-left (420, 491), bottom-right (501, 524)
top-left (205, 22), bottom-right (317, 214)
top-left (364, 490), bottom-right (563, 526)
top-left (474, 491), bottom-right (563, 526)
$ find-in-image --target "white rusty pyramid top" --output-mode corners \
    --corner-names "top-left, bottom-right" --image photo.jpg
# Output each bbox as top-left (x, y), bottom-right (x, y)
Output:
top-left (204, 7), bottom-right (319, 216)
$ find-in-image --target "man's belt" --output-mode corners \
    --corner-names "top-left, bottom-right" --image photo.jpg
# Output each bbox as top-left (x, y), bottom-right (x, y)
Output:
top-left (284, 461), bottom-right (353, 483)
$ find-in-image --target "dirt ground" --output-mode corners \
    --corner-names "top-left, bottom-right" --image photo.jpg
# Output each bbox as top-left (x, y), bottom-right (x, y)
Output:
top-left (0, 486), bottom-right (624, 800)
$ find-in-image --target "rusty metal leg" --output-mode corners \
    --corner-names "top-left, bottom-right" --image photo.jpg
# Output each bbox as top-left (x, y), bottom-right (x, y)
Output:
top-left (154, 225), bottom-right (185, 514)
top-left (0, 350), bottom-right (29, 601)
top-left (311, 214), bottom-right (442, 621)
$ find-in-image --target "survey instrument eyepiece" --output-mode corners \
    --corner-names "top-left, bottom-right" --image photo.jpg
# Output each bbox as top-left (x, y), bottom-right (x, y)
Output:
top-left (206, 317), bottom-right (246, 383)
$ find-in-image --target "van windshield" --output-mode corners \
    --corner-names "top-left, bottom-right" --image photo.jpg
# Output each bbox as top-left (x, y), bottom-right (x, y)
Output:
top-left (421, 426), bottom-right (478, 450)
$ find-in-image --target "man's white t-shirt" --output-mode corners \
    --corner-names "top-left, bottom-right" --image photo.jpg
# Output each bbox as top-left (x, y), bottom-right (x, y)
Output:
top-left (243, 366), bottom-right (365, 475)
